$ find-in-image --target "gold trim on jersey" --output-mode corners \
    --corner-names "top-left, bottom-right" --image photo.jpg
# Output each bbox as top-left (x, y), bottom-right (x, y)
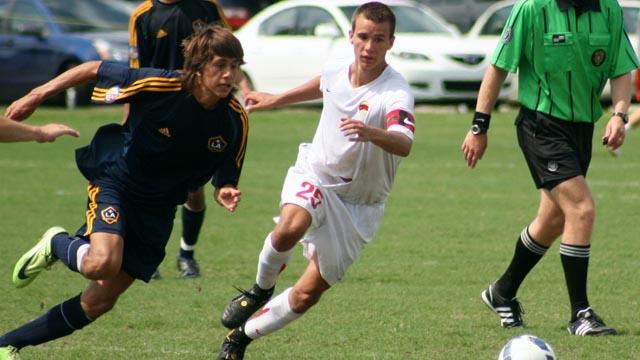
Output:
top-left (128, 0), bottom-right (153, 68)
top-left (92, 76), bottom-right (182, 102)
top-left (83, 184), bottom-right (100, 236)
top-left (228, 97), bottom-right (249, 168)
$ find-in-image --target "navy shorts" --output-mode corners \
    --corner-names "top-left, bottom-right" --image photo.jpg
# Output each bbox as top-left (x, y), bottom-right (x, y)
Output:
top-left (515, 107), bottom-right (594, 190)
top-left (76, 178), bottom-right (176, 282)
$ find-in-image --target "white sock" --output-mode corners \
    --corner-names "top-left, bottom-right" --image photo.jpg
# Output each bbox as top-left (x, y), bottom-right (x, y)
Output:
top-left (76, 244), bottom-right (90, 273)
top-left (244, 287), bottom-right (301, 339)
top-left (255, 233), bottom-right (293, 290)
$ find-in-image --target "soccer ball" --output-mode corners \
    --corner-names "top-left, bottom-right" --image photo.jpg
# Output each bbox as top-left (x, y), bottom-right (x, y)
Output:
top-left (498, 334), bottom-right (556, 360)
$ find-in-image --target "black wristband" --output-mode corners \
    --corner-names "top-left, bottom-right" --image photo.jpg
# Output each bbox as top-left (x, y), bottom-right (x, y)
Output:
top-left (472, 111), bottom-right (491, 131)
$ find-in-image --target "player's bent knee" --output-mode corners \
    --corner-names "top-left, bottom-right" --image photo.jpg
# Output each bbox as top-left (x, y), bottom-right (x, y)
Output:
top-left (82, 256), bottom-right (122, 279)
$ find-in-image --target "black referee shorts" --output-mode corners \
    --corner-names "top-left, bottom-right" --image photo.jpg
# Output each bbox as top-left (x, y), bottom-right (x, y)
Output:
top-left (515, 107), bottom-right (594, 190)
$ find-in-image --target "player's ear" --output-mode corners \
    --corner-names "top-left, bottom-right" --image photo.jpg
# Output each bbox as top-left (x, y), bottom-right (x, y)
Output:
top-left (348, 29), bottom-right (354, 44)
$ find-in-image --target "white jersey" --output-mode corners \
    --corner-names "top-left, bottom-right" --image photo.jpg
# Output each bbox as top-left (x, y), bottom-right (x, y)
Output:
top-left (307, 61), bottom-right (415, 204)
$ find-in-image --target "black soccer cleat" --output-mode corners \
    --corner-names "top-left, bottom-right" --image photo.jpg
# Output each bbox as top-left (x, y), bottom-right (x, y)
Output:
top-left (176, 255), bottom-right (200, 278)
top-left (221, 284), bottom-right (274, 329)
top-left (217, 326), bottom-right (252, 360)
top-left (481, 285), bottom-right (525, 328)
top-left (567, 307), bottom-right (617, 336)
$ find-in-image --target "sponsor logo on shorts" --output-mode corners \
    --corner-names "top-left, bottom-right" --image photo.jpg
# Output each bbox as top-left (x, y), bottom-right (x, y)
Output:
top-left (547, 161), bottom-right (558, 172)
top-left (101, 206), bottom-right (120, 225)
top-left (208, 136), bottom-right (228, 152)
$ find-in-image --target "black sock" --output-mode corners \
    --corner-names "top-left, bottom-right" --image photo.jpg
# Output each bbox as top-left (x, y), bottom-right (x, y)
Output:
top-left (51, 233), bottom-right (90, 272)
top-left (560, 243), bottom-right (591, 321)
top-left (180, 206), bottom-right (205, 259)
top-left (0, 294), bottom-right (93, 349)
top-left (494, 227), bottom-right (548, 299)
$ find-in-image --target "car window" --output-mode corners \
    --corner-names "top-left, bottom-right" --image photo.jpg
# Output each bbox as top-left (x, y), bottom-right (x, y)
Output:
top-left (480, 6), bottom-right (512, 36)
top-left (297, 7), bottom-right (339, 36)
top-left (340, 5), bottom-right (450, 34)
top-left (8, 0), bottom-right (48, 35)
top-left (42, 0), bottom-right (129, 33)
top-left (259, 8), bottom-right (297, 35)
top-left (623, 6), bottom-right (639, 35)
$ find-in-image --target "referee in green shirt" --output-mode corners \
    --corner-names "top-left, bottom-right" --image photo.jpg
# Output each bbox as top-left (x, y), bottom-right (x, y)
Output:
top-left (462, 0), bottom-right (638, 336)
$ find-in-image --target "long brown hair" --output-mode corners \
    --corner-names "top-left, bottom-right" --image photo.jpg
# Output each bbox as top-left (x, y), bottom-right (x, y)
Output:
top-left (181, 24), bottom-right (245, 92)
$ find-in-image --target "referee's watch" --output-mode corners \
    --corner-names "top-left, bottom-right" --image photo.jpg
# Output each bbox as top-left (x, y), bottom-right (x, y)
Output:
top-left (471, 123), bottom-right (486, 135)
top-left (612, 111), bottom-right (629, 124)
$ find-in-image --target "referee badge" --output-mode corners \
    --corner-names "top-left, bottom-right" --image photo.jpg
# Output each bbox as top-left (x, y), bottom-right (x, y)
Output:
top-left (101, 206), bottom-right (120, 225)
top-left (502, 27), bottom-right (513, 44)
top-left (591, 49), bottom-right (606, 67)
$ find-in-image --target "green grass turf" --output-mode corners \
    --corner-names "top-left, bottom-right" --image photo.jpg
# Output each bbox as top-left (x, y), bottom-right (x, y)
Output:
top-left (0, 105), bottom-right (639, 359)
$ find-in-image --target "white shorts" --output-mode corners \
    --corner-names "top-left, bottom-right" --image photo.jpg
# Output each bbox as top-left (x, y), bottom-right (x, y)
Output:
top-left (279, 147), bottom-right (385, 285)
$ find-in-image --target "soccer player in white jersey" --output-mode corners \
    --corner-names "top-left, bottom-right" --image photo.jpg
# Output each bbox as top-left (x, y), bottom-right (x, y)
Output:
top-left (216, 2), bottom-right (416, 359)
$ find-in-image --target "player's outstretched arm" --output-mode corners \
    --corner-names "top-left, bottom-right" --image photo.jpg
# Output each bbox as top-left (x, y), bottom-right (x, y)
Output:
top-left (0, 117), bottom-right (79, 143)
top-left (214, 185), bottom-right (241, 212)
top-left (245, 76), bottom-right (322, 112)
top-left (5, 61), bottom-right (102, 121)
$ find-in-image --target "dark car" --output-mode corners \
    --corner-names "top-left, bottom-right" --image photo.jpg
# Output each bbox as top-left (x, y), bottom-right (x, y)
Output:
top-left (0, 0), bottom-right (132, 108)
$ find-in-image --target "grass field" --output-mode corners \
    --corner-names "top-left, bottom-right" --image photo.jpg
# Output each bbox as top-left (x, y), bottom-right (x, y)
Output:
top-left (0, 105), bottom-right (639, 359)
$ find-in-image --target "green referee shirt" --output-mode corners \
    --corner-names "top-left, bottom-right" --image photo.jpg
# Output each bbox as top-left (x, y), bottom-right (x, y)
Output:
top-left (492, 0), bottom-right (639, 122)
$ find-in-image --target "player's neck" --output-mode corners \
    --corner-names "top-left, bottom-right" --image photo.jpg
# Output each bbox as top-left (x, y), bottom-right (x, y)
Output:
top-left (349, 62), bottom-right (387, 88)
top-left (192, 87), bottom-right (221, 110)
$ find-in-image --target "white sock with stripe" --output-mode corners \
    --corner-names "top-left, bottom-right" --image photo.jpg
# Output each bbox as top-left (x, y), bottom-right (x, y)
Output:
top-left (255, 233), bottom-right (293, 290)
top-left (244, 287), bottom-right (301, 339)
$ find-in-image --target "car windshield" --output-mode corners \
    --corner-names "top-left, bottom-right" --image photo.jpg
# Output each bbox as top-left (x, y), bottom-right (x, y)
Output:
top-left (42, 0), bottom-right (130, 33)
top-left (340, 5), bottom-right (451, 34)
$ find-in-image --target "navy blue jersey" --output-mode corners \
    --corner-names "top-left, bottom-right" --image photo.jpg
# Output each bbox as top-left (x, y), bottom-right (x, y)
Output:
top-left (129, 0), bottom-right (229, 69)
top-left (78, 61), bottom-right (248, 205)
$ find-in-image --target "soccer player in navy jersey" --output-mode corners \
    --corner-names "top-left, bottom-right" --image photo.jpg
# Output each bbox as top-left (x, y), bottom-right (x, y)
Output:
top-left (129, 0), bottom-right (250, 278)
top-left (0, 25), bottom-right (248, 359)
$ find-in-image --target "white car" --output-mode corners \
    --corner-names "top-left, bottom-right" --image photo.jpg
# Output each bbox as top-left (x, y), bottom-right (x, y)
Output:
top-left (467, 0), bottom-right (640, 101)
top-left (235, 0), bottom-right (513, 102)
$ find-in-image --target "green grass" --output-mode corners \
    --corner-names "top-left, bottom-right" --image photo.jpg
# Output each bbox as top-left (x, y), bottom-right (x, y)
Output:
top-left (1, 105), bottom-right (639, 359)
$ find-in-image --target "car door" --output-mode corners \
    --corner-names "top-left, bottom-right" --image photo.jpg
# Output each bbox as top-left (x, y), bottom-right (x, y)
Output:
top-left (248, 6), bottom-right (347, 93)
top-left (0, 0), bottom-right (57, 102)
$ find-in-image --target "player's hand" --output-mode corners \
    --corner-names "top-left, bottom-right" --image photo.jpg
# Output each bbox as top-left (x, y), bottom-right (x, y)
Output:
top-left (244, 91), bottom-right (277, 112)
top-left (5, 93), bottom-right (43, 121)
top-left (602, 115), bottom-right (626, 152)
top-left (36, 123), bottom-right (80, 142)
top-left (461, 131), bottom-right (488, 168)
top-left (340, 118), bottom-right (370, 142)
top-left (214, 185), bottom-right (241, 212)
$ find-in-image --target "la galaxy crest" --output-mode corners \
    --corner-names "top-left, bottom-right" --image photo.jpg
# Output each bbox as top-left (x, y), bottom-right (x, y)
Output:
top-left (591, 49), bottom-right (606, 67)
top-left (208, 136), bottom-right (228, 152)
top-left (101, 206), bottom-right (120, 225)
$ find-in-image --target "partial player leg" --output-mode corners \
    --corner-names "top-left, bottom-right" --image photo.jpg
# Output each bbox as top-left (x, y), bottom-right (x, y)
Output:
top-left (549, 176), bottom-right (616, 335)
top-left (176, 186), bottom-right (206, 278)
top-left (0, 271), bottom-right (134, 356)
top-left (218, 257), bottom-right (330, 360)
top-left (221, 204), bottom-right (310, 329)
top-left (482, 190), bottom-right (563, 328)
